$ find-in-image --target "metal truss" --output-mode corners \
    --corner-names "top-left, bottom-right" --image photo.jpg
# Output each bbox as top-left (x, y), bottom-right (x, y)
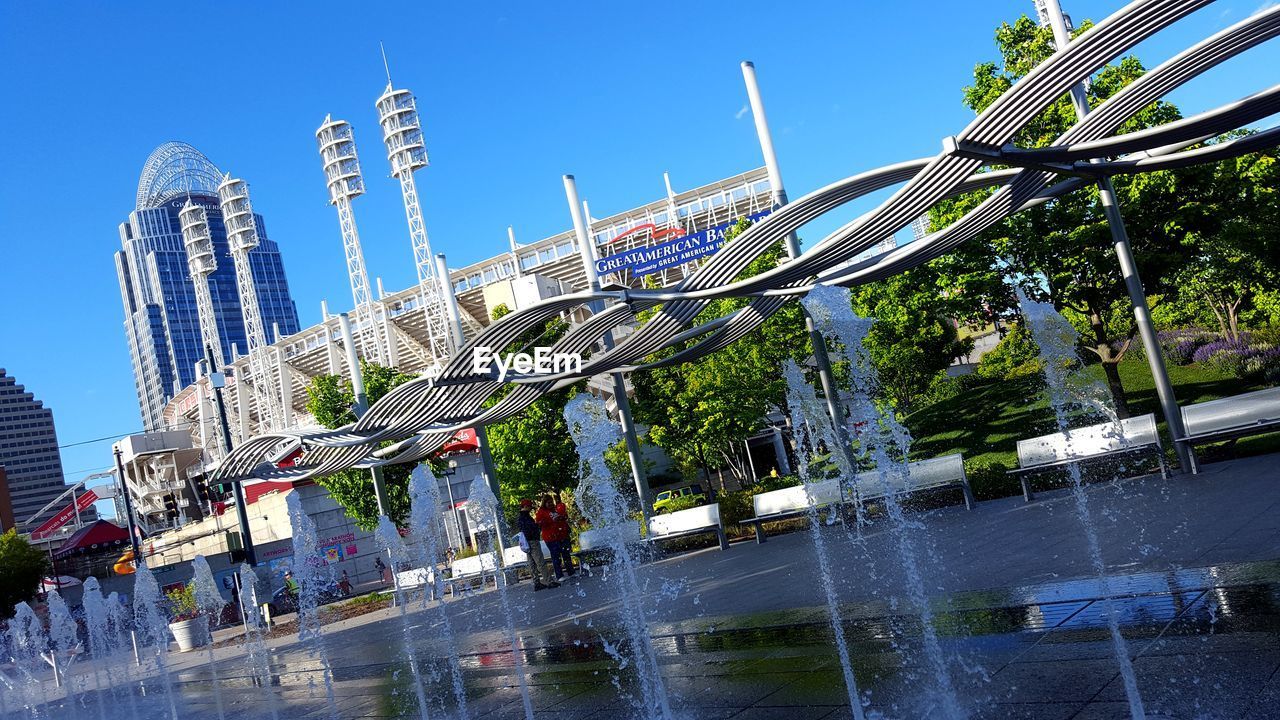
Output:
top-left (217, 0), bottom-right (1280, 484)
top-left (377, 83), bottom-right (454, 370)
top-left (218, 174), bottom-right (282, 433)
top-left (316, 115), bottom-right (388, 366)
top-left (137, 142), bottom-right (224, 210)
top-left (177, 203), bottom-right (224, 367)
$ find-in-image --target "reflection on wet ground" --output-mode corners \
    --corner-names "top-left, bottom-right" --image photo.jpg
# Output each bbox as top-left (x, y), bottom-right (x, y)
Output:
top-left (37, 559), bottom-right (1277, 720)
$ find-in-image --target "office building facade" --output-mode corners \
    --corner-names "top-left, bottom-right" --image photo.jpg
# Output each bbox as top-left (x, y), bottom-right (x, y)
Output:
top-left (0, 368), bottom-right (73, 531)
top-left (116, 142), bottom-right (300, 429)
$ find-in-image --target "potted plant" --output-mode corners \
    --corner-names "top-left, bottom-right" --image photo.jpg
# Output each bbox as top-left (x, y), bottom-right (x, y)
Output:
top-left (166, 583), bottom-right (208, 652)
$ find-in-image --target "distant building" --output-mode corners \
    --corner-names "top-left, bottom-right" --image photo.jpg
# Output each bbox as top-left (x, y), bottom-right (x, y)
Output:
top-left (0, 368), bottom-right (79, 531)
top-left (115, 142), bottom-right (300, 430)
top-left (0, 466), bottom-right (14, 531)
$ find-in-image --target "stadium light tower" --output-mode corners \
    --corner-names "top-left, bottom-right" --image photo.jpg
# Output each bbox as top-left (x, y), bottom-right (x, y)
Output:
top-left (178, 202), bottom-right (225, 369)
top-left (375, 67), bottom-right (452, 368)
top-left (218, 174), bottom-right (282, 432)
top-left (316, 115), bottom-right (387, 365)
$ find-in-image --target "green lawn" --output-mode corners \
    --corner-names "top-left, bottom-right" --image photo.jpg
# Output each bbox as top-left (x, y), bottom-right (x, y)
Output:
top-left (904, 357), bottom-right (1280, 500)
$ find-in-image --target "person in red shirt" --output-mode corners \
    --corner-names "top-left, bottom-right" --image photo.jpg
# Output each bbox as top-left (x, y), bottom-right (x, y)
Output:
top-left (552, 493), bottom-right (575, 577)
top-left (536, 494), bottom-right (574, 580)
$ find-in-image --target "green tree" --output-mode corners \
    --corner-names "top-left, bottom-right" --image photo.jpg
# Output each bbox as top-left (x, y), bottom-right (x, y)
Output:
top-left (848, 267), bottom-right (975, 410)
top-left (1170, 148), bottom-right (1280, 339)
top-left (933, 15), bottom-right (1197, 416)
top-left (1, 529), bottom-right (50, 616)
top-left (305, 361), bottom-right (418, 530)
top-left (633, 218), bottom-right (809, 486)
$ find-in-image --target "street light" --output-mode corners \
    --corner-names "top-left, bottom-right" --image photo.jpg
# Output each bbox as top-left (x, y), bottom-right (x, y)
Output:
top-left (440, 459), bottom-right (466, 551)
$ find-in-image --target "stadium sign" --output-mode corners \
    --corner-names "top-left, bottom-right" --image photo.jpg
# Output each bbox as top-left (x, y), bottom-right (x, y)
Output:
top-left (595, 210), bottom-right (772, 278)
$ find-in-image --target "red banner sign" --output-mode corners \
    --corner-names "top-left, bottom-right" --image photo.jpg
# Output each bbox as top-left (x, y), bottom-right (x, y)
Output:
top-left (31, 489), bottom-right (99, 540)
top-left (440, 428), bottom-right (479, 454)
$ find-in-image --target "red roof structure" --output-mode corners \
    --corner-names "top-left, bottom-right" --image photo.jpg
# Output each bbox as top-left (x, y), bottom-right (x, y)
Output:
top-left (243, 480), bottom-right (293, 505)
top-left (53, 520), bottom-right (130, 560)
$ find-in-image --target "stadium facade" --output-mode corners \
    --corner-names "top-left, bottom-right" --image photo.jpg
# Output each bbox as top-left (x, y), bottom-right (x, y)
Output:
top-left (116, 142), bottom-right (300, 430)
top-left (162, 167), bottom-right (778, 439)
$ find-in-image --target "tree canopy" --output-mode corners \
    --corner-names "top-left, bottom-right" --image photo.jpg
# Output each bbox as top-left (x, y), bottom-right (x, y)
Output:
top-left (1, 529), bottom-right (50, 617)
top-left (305, 361), bottom-right (419, 530)
top-left (633, 218), bottom-right (809, 486)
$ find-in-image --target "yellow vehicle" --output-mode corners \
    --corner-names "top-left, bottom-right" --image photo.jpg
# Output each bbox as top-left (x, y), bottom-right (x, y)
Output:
top-left (652, 484), bottom-right (707, 514)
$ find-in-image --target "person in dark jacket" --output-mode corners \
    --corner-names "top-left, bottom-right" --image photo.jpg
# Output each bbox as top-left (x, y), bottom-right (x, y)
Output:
top-left (517, 499), bottom-right (558, 590)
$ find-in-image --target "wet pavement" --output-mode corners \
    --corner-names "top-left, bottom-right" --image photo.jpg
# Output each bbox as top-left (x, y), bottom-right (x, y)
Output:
top-left (9, 454), bottom-right (1280, 719)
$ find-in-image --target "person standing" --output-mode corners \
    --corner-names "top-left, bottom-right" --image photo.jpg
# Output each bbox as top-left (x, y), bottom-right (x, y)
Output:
top-left (375, 556), bottom-right (391, 586)
top-left (338, 570), bottom-right (352, 596)
top-left (535, 495), bottom-right (566, 581)
top-left (518, 499), bottom-right (558, 591)
top-left (539, 494), bottom-right (574, 580)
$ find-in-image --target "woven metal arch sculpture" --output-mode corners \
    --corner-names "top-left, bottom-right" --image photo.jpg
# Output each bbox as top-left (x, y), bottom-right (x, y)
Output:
top-left (215, 0), bottom-right (1280, 485)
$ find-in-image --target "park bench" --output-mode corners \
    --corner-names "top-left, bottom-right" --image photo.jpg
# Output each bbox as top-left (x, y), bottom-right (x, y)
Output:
top-left (646, 503), bottom-right (729, 552)
top-left (1176, 387), bottom-right (1280, 474)
top-left (573, 524), bottom-right (643, 576)
top-left (395, 566), bottom-right (438, 600)
top-left (740, 453), bottom-right (974, 543)
top-left (1008, 413), bottom-right (1166, 502)
top-left (443, 552), bottom-right (498, 597)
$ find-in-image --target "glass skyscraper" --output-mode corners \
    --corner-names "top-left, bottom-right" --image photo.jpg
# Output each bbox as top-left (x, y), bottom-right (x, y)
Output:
top-left (116, 142), bottom-right (300, 430)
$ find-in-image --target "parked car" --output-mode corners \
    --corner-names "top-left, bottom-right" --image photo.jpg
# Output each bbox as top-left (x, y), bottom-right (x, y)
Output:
top-left (652, 484), bottom-right (707, 514)
top-left (267, 580), bottom-right (343, 616)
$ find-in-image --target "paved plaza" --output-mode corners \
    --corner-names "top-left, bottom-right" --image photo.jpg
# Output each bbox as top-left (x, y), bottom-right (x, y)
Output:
top-left (17, 453), bottom-right (1279, 719)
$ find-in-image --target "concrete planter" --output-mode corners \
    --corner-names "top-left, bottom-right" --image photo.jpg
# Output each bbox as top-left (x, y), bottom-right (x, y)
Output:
top-left (168, 617), bottom-right (208, 652)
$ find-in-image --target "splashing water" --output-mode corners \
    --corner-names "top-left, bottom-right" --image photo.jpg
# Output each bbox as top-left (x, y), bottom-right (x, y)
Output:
top-left (782, 361), bottom-right (868, 720)
top-left (374, 515), bottom-right (434, 719)
top-left (47, 591), bottom-right (85, 720)
top-left (83, 577), bottom-right (134, 719)
top-left (408, 464), bottom-right (470, 717)
top-left (237, 563), bottom-right (280, 720)
top-left (465, 475), bottom-right (535, 720)
top-left (1018, 289), bottom-right (1147, 719)
top-left (10, 601), bottom-right (52, 715)
top-left (285, 491), bottom-right (340, 719)
top-left (133, 564), bottom-right (180, 720)
top-left (564, 393), bottom-right (674, 720)
top-left (803, 284), bottom-right (964, 718)
top-left (191, 556), bottom-right (227, 720)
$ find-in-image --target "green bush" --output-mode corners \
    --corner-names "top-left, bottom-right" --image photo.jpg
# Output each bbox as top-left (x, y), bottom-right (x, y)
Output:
top-left (716, 490), bottom-right (754, 528)
top-left (165, 582), bottom-right (200, 622)
top-left (345, 591), bottom-right (390, 607)
top-left (750, 474), bottom-right (802, 494)
top-left (963, 457), bottom-right (1015, 500)
top-left (921, 372), bottom-right (963, 406)
top-left (975, 325), bottom-right (1043, 380)
top-left (662, 495), bottom-right (704, 513)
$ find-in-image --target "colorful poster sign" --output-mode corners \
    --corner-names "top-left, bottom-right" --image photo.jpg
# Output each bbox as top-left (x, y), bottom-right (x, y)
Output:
top-left (595, 211), bottom-right (772, 278)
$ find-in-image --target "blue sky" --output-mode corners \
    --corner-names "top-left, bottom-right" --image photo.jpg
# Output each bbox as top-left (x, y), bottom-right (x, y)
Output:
top-left (0, 1), bottom-right (1276, 513)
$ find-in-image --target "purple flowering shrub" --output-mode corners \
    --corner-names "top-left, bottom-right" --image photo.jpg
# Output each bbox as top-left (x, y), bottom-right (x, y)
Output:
top-left (1192, 337), bottom-right (1279, 379)
top-left (1157, 328), bottom-right (1218, 365)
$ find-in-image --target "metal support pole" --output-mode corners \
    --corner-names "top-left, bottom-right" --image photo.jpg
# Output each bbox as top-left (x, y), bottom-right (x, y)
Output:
top-left (1039, 0), bottom-right (1192, 472)
top-left (434, 253), bottom-right (466, 350)
top-left (113, 446), bottom-right (142, 561)
top-left (338, 313), bottom-right (391, 516)
top-left (742, 60), bottom-right (846, 438)
top-left (564, 174), bottom-right (653, 522)
top-left (432, 252), bottom-right (504, 555)
top-left (206, 345), bottom-right (258, 566)
top-left (473, 426), bottom-right (506, 559)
